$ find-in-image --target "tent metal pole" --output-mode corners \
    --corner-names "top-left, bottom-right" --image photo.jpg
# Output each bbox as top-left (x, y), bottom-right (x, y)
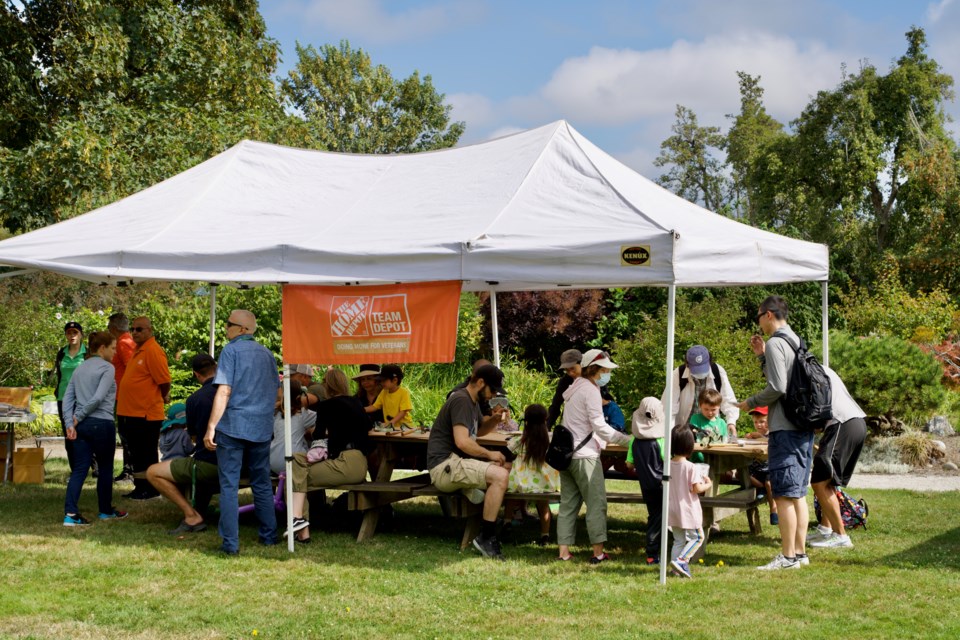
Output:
top-left (208, 284), bottom-right (218, 357)
top-left (490, 291), bottom-right (501, 368)
top-left (821, 280), bottom-right (829, 367)
top-left (282, 363), bottom-right (294, 552)
top-left (658, 284), bottom-right (676, 586)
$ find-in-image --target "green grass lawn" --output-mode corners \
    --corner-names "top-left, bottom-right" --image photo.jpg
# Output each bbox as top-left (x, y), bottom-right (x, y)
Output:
top-left (1, 460), bottom-right (959, 640)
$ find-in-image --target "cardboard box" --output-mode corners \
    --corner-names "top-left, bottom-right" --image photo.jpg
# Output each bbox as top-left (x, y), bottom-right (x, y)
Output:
top-left (13, 464), bottom-right (44, 484)
top-left (13, 448), bottom-right (43, 466)
top-left (12, 448), bottom-right (44, 484)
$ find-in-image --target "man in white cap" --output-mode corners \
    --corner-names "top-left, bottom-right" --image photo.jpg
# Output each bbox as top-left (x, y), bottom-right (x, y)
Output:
top-left (290, 364), bottom-right (325, 408)
top-left (547, 349), bottom-right (582, 430)
top-left (662, 345), bottom-right (739, 438)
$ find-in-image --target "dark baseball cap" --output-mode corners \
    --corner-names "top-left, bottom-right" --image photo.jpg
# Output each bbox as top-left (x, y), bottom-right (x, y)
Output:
top-left (64, 321), bottom-right (83, 333)
top-left (473, 364), bottom-right (506, 395)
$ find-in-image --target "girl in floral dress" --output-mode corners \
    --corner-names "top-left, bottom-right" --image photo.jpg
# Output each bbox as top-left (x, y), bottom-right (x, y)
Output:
top-left (505, 404), bottom-right (560, 545)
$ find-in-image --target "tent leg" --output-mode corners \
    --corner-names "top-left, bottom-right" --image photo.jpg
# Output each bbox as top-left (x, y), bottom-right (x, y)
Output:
top-left (282, 364), bottom-right (295, 553)
top-left (208, 283), bottom-right (218, 357)
top-left (490, 291), bottom-right (500, 369)
top-left (821, 280), bottom-right (829, 368)
top-left (659, 285), bottom-right (676, 586)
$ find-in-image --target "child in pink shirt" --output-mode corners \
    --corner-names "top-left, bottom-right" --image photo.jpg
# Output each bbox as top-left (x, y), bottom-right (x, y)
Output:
top-left (668, 425), bottom-right (712, 578)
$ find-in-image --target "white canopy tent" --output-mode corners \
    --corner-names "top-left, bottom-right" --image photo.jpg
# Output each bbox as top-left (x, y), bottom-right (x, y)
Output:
top-left (0, 121), bottom-right (829, 581)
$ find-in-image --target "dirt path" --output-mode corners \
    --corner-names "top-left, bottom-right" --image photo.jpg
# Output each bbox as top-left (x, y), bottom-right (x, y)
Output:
top-left (847, 472), bottom-right (960, 492)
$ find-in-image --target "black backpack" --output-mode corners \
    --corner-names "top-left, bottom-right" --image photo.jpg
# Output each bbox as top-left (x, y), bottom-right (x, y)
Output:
top-left (545, 425), bottom-right (593, 471)
top-left (777, 333), bottom-right (832, 431)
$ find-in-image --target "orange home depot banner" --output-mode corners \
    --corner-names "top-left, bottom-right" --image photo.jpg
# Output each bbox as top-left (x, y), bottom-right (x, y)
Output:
top-left (281, 281), bottom-right (461, 364)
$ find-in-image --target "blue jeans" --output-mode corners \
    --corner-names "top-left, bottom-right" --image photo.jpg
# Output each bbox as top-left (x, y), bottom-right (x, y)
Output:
top-left (64, 418), bottom-right (116, 516)
top-left (216, 432), bottom-right (277, 552)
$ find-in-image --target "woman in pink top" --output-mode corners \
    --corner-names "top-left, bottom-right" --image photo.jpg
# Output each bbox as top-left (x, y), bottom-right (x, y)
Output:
top-left (668, 425), bottom-right (713, 578)
top-left (556, 349), bottom-right (631, 564)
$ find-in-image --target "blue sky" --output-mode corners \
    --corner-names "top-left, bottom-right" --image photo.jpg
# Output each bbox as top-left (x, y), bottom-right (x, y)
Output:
top-left (262, 0), bottom-right (960, 177)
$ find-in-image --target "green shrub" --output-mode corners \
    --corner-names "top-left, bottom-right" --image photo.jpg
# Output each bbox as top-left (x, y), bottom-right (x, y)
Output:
top-left (837, 260), bottom-right (958, 342)
top-left (895, 432), bottom-right (940, 467)
top-left (610, 295), bottom-right (768, 431)
top-left (856, 437), bottom-right (912, 474)
top-left (397, 354), bottom-right (553, 426)
top-left (829, 329), bottom-right (946, 423)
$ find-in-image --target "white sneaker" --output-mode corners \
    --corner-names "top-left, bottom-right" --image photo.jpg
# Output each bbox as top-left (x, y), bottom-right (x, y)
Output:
top-left (796, 553), bottom-right (810, 566)
top-left (810, 533), bottom-right (853, 548)
top-left (808, 525), bottom-right (833, 542)
top-left (757, 554), bottom-right (801, 571)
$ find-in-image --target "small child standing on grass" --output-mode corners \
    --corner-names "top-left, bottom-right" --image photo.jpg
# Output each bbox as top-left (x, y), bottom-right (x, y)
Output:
top-left (503, 404), bottom-right (560, 545)
top-left (668, 425), bottom-right (712, 578)
top-left (365, 364), bottom-right (413, 429)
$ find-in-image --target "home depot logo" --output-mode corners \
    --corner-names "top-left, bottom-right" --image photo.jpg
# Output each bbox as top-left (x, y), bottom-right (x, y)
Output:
top-left (330, 294), bottom-right (412, 337)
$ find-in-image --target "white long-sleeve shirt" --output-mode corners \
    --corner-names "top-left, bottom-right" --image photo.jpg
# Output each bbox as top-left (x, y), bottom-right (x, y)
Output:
top-left (662, 364), bottom-right (740, 429)
top-left (562, 377), bottom-right (631, 459)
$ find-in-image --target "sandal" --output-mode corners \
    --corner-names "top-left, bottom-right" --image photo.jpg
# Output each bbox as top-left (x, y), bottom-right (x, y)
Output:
top-left (557, 554), bottom-right (573, 561)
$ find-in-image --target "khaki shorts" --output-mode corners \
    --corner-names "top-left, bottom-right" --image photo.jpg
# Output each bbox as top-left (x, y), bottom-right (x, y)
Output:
top-left (429, 453), bottom-right (491, 493)
top-left (169, 457), bottom-right (219, 486)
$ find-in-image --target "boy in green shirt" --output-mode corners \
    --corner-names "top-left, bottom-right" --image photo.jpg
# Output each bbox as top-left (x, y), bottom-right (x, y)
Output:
top-left (690, 389), bottom-right (727, 462)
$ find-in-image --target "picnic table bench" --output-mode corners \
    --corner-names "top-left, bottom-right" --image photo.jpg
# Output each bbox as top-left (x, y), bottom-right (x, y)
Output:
top-left (332, 431), bottom-right (768, 551)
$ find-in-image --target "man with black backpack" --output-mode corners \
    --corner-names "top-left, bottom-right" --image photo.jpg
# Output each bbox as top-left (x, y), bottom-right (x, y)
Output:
top-left (738, 295), bottom-right (816, 571)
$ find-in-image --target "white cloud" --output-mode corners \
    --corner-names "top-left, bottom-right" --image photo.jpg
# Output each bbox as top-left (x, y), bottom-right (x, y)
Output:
top-left (926, 0), bottom-right (955, 23)
top-left (282, 0), bottom-right (486, 44)
top-left (539, 33), bottom-right (848, 129)
top-left (447, 93), bottom-right (494, 128)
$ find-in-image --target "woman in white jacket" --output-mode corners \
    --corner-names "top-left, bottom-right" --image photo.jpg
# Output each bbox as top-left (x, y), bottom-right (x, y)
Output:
top-left (557, 350), bottom-right (631, 563)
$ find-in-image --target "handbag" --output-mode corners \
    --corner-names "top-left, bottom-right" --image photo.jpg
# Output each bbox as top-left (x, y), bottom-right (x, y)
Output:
top-left (545, 426), bottom-right (593, 471)
top-left (306, 438), bottom-right (329, 464)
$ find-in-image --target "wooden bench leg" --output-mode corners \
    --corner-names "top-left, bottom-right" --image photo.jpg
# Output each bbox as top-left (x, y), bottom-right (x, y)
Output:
top-left (747, 506), bottom-right (762, 535)
top-left (461, 515), bottom-right (481, 550)
top-left (357, 509), bottom-right (381, 543)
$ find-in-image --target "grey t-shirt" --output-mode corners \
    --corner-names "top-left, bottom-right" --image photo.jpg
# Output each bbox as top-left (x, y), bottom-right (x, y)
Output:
top-left (426, 389), bottom-right (481, 470)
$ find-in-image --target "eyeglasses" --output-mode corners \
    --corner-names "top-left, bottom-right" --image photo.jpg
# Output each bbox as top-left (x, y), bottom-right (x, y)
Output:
top-left (225, 320), bottom-right (242, 329)
top-left (488, 396), bottom-right (510, 409)
top-left (756, 311), bottom-right (767, 323)
top-left (130, 327), bottom-right (149, 333)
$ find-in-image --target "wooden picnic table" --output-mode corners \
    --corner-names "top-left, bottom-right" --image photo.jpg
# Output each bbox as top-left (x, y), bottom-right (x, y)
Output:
top-left (337, 429), bottom-right (768, 548)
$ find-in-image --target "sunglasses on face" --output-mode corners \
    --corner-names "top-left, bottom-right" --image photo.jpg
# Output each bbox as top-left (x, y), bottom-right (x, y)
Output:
top-left (131, 327), bottom-right (149, 333)
top-left (225, 320), bottom-right (242, 329)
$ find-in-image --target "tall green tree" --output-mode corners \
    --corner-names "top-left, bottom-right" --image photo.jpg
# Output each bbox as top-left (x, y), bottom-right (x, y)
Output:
top-left (0, 0), bottom-right (296, 233)
top-left (654, 104), bottom-right (729, 214)
top-left (725, 72), bottom-right (785, 224)
top-left (280, 41), bottom-right (464, 154)
top-left (748, 28), bottom-right (956, 288)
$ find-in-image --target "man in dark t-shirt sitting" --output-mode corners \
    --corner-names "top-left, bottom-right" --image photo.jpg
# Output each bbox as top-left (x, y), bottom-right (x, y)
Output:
top-left (427, 364), bottom-right (510, 560)
top-left (147, 354), bottom-right (220, 534)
